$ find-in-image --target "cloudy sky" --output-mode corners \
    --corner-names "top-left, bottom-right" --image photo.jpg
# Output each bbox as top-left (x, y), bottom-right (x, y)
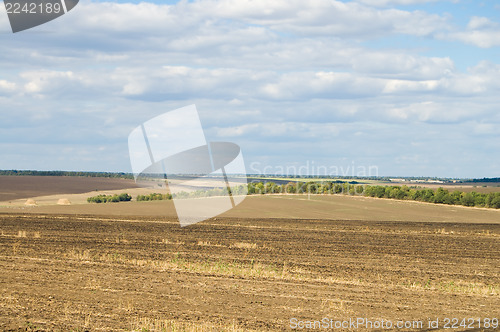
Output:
top-left (0, 0), bottom-right (499, 178)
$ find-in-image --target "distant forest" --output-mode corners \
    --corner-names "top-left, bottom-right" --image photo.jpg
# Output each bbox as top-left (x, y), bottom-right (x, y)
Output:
top-left (0, 170), bottom-right (133, 179)
top-left (0, 170), bottom-right (498, 184)
top-left (467, 177), bottom-right (500, 183)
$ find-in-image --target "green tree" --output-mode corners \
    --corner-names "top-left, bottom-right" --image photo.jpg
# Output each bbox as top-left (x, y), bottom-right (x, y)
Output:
top-left (434, 188), bottom-right (449, 204)
top-left (355, 185), bottom-right (364, 195)
top-left (489, 194), bottom-right (500, 208)
top-left (285, 182), bottom-right (297, 194)
top-left (460, 192), bottom-right (475, 207)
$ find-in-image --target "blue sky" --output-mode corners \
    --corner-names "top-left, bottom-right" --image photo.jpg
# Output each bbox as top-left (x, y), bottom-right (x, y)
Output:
top-left (0, 0), bottom-right (499, 178)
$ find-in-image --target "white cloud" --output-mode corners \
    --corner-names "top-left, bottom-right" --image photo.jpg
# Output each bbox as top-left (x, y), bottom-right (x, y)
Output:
top-left (351, 53), bottom-right (454, 79)
top-left (35, 0), bottom-right (451, 42)
top-left (19, 70), bottom-right (92, 97)
top-left (383, 79), bottom-right (439, 94)
top-left (467, 16), bottom-right (497, 30)
top-left (449, 30), bottom-right (500, 48)
top-left (216, 122), bottom-right (340, 139)
top-left (0, 1), bottom-right (498, 176)
top-left (356, 0), bottom-right (444, 7)
top-left (6, 57), bottom-right (500, 107)
top-left (0, 80), bottom-right (17, 95)
top-left (445, 16), bottom-right (500, 48)
top-left (204, 0), bottom-right (449, 38)
top-left (386, 101), bottom-right (477, 123)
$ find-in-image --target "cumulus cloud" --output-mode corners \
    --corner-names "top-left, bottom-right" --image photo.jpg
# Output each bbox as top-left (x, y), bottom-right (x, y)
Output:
top-left (446, 16), bottom-right (500, 48)
top-left (14, 0), bottom-right (450, 46)
top-left (356, 0), bottom-right (444, 7)
top-left (216, 122), bottom-right (340, 140)
top-left (0, 1), bottom-right (498, 176)
top-left (467, 16), bottom-right (498, 30)
top-left (0, 80), bottom-right (17, 96)
top-left (351, 53), bottom-right (455, 80)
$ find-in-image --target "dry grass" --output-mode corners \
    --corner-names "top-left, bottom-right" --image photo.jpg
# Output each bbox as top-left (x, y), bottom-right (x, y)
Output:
top-left (63, 303), bottom-right (71, 320)
top-left (11, 242), bottom-right (20, 255)
top-left (230, 242), bottom-right (258, 249)
top-left (403, 279), bottom-right (499, 296)
top-left (321, 298), bottom-right (353, 314)
top-left (197, 240), bottom-right (223, 247)
top-left (1, 213), bottom-right (497, 331)
top-left (83, 312), bottom-right (92, 329)
top-left (61, 249), bottom-right (499, 297)
top-left (437, 281), bottom-right (499, 295)
top-left (114, 236), bottom-right (129, 244)
top-left (125, 299), bottom-right (134, 313)
top-left (1, 230), bottom-right (40, 238)
top-left (85, 277), bottom-right (102, 291)
top-left (130, 317), bottom-right (252, 332)
top-left (64, 249), bottom-right (286, 280)
top-left (67, 248), bottom-right (93, 261)
top-left (436, 228), bottom-right (455, 235)
top-left (475, 229), bottom-right (499, 237)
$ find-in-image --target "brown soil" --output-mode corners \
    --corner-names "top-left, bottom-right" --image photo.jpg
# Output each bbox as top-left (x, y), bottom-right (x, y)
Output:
top-left (0, 213), bottom-right (498, 331)
top-left (0, 176), bottom-right (137, 201)
top-left (2, 194), bottom-right (498, 224)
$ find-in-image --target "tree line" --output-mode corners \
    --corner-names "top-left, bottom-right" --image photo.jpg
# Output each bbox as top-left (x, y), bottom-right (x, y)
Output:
top-left (86, 181), bottom-right (500, 209)
top-left (246, 181), bottom-right (500, 209)
top-left (136, 193), bottom-right (172, 201)
top-left (468, 177), bottom-right (500, 183)
top-left (87, 193), bottom-right (132, 203)
top-left (0, 170), bottom-right (133, 179)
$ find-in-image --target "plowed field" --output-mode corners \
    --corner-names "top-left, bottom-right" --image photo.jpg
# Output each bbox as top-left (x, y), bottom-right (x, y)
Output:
top-left (0, 213), bottom-right (498, 331)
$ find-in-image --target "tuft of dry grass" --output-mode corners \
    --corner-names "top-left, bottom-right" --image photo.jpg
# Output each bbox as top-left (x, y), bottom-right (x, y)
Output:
top-left (83, 312), bottom-right (92, 329)
top-left (162, 238), bottom-right (185, 245)
top-left (63, 303), bottom-right (71, 320)
top-left (402, 279), bottom-right (499, 296)
top-left (11, 242), bottom-right (20, 255)
top-left (321, 298), bottom-right (353, 314)
top-left (436, 228), bottom-right (455, 235)
top-left (66, 248), bottom-right (93, 261)
top-left (475, 229), bottom-right (499, 237)
top-left (230, 242), bottom-right (258, 249)
top-left (130, 317), bottom-right (252, 332)
top-left (120, 298), bottom-right (134, 313)
top-left (62, 249), bottom-right (500, 297)
top-left (197, 240), bottom-right (223, 247)
top-left (437, 281), bottom-right (499, 296)
top-left (85, 278), bottom-right (102, 290)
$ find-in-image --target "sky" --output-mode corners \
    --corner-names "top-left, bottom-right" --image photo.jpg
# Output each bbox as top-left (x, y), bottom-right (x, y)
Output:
top-left (0, 0), bottom-right (499, 178)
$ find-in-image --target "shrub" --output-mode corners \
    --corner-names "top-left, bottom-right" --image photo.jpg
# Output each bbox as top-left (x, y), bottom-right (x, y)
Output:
top-left (136, 193), bottom-right (172, 201)
top-left (87, 193), bottom-right (132, 203)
